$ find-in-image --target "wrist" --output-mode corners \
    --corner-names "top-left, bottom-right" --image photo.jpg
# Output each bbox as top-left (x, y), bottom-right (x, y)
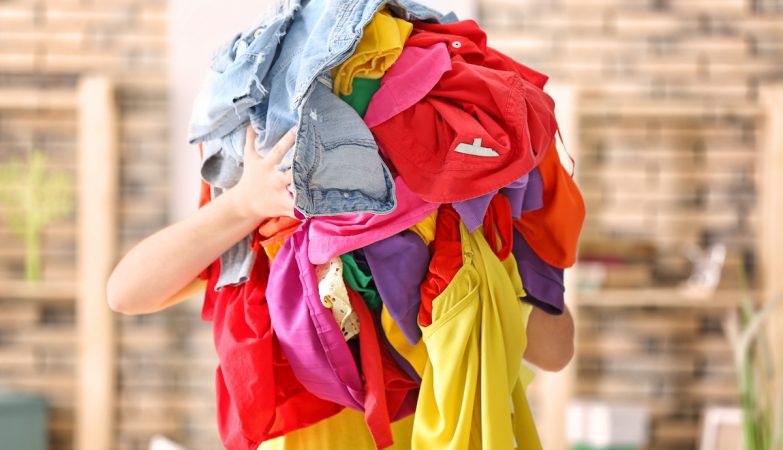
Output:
top-left (223, 184), bottom-right (268, 225)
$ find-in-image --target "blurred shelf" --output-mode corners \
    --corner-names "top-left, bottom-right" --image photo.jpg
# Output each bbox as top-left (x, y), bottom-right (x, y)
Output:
top-left (575, 288), bottom-right (753, 308)
top-left (0, 279), bottom-right (76, 301)
top-left (0, 88), bottom-right (77, 110)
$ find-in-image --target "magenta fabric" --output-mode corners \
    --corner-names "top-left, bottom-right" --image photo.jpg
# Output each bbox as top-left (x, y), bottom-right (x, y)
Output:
top-left (266, 221), bottom-right (365, 410)
top-left (364, 43), bottom-right (452, 128)
top-left (308, 176), bottom-right (439, 265)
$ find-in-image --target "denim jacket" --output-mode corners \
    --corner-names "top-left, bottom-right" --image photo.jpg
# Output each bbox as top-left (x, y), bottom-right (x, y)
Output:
top-left (191, 0), bottom-right (456, 288)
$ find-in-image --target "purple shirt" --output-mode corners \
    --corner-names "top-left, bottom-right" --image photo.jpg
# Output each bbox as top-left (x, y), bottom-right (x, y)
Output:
top-left (454, 168), bottom-right (544, 232)
top-left (512, 229), bottom-right (565, 314)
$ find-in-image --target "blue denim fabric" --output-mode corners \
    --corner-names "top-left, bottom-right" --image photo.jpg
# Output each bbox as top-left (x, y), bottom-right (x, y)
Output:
top-left (189, 0), bottom-right (456, 218)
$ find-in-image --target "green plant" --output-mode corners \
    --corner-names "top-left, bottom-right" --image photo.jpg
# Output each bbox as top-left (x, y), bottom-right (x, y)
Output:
top-left (724, 269), bottom-right (783, 450)
top-left (0, 150), bottom-right (73, 282)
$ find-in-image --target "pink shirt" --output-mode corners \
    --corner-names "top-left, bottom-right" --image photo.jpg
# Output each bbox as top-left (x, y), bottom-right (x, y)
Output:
top-left (363, 43), bottom-right (452, 128)
top-left (308, 176), bottom-right (439, 264)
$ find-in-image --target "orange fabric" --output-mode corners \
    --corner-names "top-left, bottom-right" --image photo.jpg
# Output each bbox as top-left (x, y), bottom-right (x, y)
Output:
top-left (418, 205), bottom-right (462, 327)
top-left (515, 142), bottom-right (585, 269)
top-left (255, 217), bottom-right (302, 260)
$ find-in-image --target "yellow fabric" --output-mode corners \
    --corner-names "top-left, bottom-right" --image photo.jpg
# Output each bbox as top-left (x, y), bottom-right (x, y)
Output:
top-left (331, 8), bottom-right (412, 96)
top-left (381, 307), bottom-right (428, 377)
top-left (407, 211), bottom-right (437, 246)
top-left (412, 222), bottom-right (541, 450)
top-left (260, 408), bottom-right (415, 450)
top-left (263, 241), bottom-right (285, 261)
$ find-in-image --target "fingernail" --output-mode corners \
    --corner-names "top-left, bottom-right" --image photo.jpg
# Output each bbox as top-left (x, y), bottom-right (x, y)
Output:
top-left (291, 125), bottom-right (299, 134)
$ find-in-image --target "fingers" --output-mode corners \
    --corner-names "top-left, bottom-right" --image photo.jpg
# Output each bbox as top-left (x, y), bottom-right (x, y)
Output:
top-left (264, 126), bottom-right (297, 167)
top-left (244, 125), bottom-right (259, 162)
top-left (281, 169), bottom-right (293, 186)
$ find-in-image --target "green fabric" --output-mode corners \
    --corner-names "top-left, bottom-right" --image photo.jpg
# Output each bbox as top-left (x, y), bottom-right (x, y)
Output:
top-left (340, 253), bottom-right (382, 310)
top-left (339, 77), bottom-right (381, 118)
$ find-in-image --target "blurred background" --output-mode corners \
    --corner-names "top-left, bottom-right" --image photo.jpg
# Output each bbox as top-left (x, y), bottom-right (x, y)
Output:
top-left (0, 0), bottom-right (782, 449)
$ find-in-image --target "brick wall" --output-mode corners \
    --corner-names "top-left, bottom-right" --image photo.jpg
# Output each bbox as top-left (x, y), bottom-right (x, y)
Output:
top-left (480, 0), bottom-right (783, 449)
top-left (0, 1), bottom-right (219, 449)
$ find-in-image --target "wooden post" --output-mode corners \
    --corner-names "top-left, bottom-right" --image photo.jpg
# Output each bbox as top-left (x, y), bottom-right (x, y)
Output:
top-left (75, 76), bottom-right (118, 450)
top-left (758, 84), bottom-right (783, 407)
top-left (534, 82), bottom-right (581, 450)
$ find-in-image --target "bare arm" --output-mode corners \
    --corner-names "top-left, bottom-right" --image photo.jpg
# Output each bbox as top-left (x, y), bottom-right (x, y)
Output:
top-left (524, 305), bottom-right (575, 372)
top-left (107, 126), bottom-right (297, 315)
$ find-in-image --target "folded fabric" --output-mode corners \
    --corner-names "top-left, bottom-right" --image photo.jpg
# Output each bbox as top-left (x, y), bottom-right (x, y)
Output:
top-left (515, 141), bottom-right (585, 269)
top-left (363, 43), bottom-right (452, 128)
top-left (267, 222), bottom-right (366, 411)
top-left (308, 176), bottom-right (439, 265)
top-left (332, 7), bottom-right (413, 96)
top-left (203, 255), bottom-right (343, 450)
top-left (512, 228), bottom-right (565, 315)
top-left (370, 19), bottom-right (559, 203)
top-left (363, 230), bottom-right (431, 345)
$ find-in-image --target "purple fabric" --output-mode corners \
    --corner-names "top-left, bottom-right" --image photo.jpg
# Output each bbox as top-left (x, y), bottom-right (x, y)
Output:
top-left (453, 168), bottom-right (543, 232)
top-left (353, 249), bottom-right (422, 382)
top-left (362, 230), bottom-right (429, 345)
top-left (266, 222), bottom-right (365, 409)
top-left (512, 228), bottom-right (565, 314)
top-left (523, 167), bottom-right (544, 212)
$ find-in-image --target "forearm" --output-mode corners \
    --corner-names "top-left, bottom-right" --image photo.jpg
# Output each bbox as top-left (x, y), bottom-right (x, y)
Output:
top-left (524, 305), bottom-right (575, 372)
top-left (107, 188), bottom-right (262, 315)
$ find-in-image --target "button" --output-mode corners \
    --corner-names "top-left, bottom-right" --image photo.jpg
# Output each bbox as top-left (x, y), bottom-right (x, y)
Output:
top-left (342, 192), bottom-right (350, 199)
top-left (451, 41), bottom-right (462, 48)
top-left (254, 28), bottom-right (263, 38)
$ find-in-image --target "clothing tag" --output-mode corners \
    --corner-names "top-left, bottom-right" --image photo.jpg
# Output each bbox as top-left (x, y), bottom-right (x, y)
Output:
top-left (454, 138), bottom-right (499, 157)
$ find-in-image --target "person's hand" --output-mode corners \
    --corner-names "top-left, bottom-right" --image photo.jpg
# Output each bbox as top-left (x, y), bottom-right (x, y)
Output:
top-left (231, 125), bottom-right (296, 220)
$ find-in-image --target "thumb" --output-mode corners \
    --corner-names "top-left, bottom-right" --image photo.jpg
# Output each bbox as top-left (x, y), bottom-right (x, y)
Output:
top-left (244, 125), bottom-right (260, 163)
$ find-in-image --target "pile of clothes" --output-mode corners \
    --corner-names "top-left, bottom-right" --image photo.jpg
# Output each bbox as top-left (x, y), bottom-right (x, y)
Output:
top-left (188, 1), bottom-right (585, 449)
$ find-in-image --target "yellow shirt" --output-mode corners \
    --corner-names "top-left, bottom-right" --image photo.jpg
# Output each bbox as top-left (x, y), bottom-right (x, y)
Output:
top-left (412, 222), bottom-right (541, 450)
top-left (260, 408), bottom-right (415, 450)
